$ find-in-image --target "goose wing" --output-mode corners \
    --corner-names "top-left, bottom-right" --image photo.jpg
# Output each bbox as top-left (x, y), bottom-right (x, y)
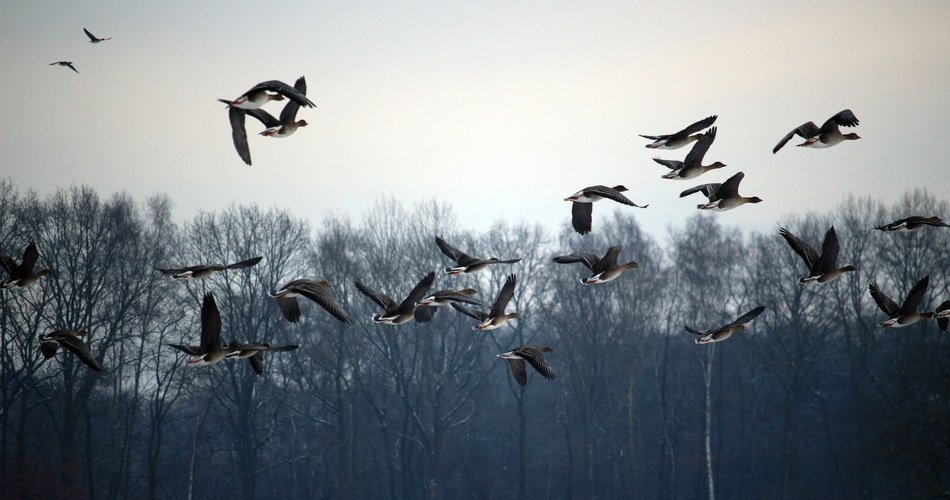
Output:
top-left (900, 275), bottom-right (930, 315)
top-left (773, 121), bottom-right (820, 153)
top-left (226, 256), bottom-right (263, 270)
top-left (868, 282), bottom-right (900, 317)
top-left (553, 253), bottom-right (599, 271)
top-left (489, 274), bottom-right (517, 317)
top-left (354, 280), bottom-right (397, 313)
top-left (779, 228), bottom-right (820, 275)
top-left (245, 80), bottom-right (315, 108)
top-left (683, 127), bottom-right (717, 166)
top-left (515, 347), bottom-right (555, 381)
top-left (816, 227), bottom-right (841, 274)
top-left (292, 281), bottom-right (351, 323)
top-left (570, 202), bottom-right (593, 235)
top-left (593, 246), bottom-right (622, 274)
top-left (397, 272), bottom-right (436, 313)
top-left (55, 332), bottom-right (103, 372)
top-left (435, 235), bottom-right (476, 265)
top-left (680, 183), bottom-right (720, 201)
top-left (450, 302), bottom-right (488, 321)
top-left (199, 293), bottom-right (222, 354)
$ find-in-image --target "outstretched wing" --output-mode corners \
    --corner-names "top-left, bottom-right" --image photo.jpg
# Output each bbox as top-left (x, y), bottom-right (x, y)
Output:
top-left (354, 280), bottom-right (397, 312)
top-left (868, 282), bottom-right (900, 317)
top-left (680, 183), bottom-right (720, 200)
top-left (779, 228), bottom-right (820, 275)
top-left (900, 275), bottom-right (929, 315)
top-left (683, 127), bottom-right (717, 166)
top-left (450, 302), bottom-right (488, 321)
top-left (773, 121), bottom-right (820, 153)
top-left (724, 306), bottom-right (766, 330)
top-left (553, 254), bottom-right (599, 271)
top-left (397, 272), bottom-right (436, 312)
top-left (816, 226), bottom-right (841, 274)
top-left (490, 274), bottom-right (517, 318)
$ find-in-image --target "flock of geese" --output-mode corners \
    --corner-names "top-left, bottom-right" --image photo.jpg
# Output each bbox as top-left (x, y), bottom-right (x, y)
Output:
top-left (36, 38), bottom-right (950, 386)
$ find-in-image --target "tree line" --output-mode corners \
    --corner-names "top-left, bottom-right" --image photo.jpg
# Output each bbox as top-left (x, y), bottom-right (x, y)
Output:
top-left (0, 180), bottom-right (947, 499)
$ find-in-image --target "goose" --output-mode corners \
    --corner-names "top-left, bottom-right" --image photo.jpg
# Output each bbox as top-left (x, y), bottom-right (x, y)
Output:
top-left (553, 245), bottom-right (639, 285)
top-left (936, 301), bottom-right (950, 331)
top-left (640, 115), bottom-right (717, 149)
top-left (168, 293), bottom-right (234, 365)
top-left (221, 77), bottom-right (311, 165)
top-left (156, 256), bottom-right (262, 280)
top-left (49, 61), bottom-right (78, 74)
top-left (686, 306), bottom-right (766, 344)
top-left (38, 330), bottom-right (103, 372)
top-left (451, 274), bottom-right (518, 330)
top-left (219, 78), bottom-right (315, 111)
top-left (773, 109), bottom-right (860, 153)
top-left (565, 185), bottom-right (648, 235)
top-left (225, 341), bottom-right (298, 375)
top-left (869, 276), bottom-right (933, 328)
top-left (269, 279), bottom-right (350, 323)
top-left (413, 288), bottom-right (481, 322)
top-left (354, 272), bottom-right (436, 325)
top-left (654, 127), bottom-right (726, 180)
top-left (1, 240), bottom-right (51, 289)
top-left (83, 28), bottom-right (111, 43)
top-left (873, 216), bottom-right (949, 232)
top-left (497, 346), bottom-right (556, 386)
top-left (679, 171), bottom-right (762, 211)
top-left (434, 235), bottom-right (521, 275)
top-left (779, 226), bottom-right (856, 284)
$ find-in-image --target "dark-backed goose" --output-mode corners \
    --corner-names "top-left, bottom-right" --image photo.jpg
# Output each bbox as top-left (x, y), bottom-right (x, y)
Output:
top-left (1, 240), bottom-right (51, 289)
top-left (39, 330), bottom-right (103, 372)
top-left (679, 171), bottom-right (761, 211)
top-left (565, 185), bottom-right (648, 235)
top-left (434, 235), bottom-right (521, 275)
top-left (654, 127), bottom-right (726, 180)
top-left (553, 245), bottom-right (639, 285)
top-left (354, 272), bottom-right (436, 325)
top-left (779, 226), bottom-right (856, 284)
top-left (640, 115), bottom-right (717, 149)
top-left (269, 279), bottom-right (350, 323)
top-left (869, 276), bottom-right (933, 328)
top-left (451, 274), bottom-right (518, 330)
top-left (497, 346), bottom-right (556, 386)
top-left (686, 306), bottom-right (765, 344)
top-left (156, 256), bottom-right (262, 280)
top-left (874, 216), bottom-right (949, 232)
top-left (773, 109), bottom-right (860, 153)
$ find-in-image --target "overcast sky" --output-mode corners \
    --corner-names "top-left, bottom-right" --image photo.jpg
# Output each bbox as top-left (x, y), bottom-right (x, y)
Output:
top-left (2, 1), bottom-right (948, 242)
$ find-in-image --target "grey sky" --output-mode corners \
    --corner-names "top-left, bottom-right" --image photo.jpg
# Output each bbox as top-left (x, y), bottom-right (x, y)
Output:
top-left (2, 1), bottom-right (949, 241)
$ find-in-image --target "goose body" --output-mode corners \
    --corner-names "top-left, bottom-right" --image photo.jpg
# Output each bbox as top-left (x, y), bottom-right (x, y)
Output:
top-left (654, 127), bottom-right (726, 180)
top-left (779, 226), bottom-right (856, 284)
top-left (270, 279), bottom-right (350, 323)
top-left (565, 185), bottom-right (648, 235)
top-left (354, 272), bottom-right (435, 325)
top-left (497, 346), bottom-right (556, 386)
top-left (773, 109), bottom-right (860, 153)
top-left (874, 216), bottom-right (949, 232)
top-left (686, 306), bottom-right (765, 344)
top-left (434, 235), bottom-right (521, 275)
top-left (1, 240), bottom-right (51, 289)
top-left (553, 245), bottom-right (638, 285)
top-left (157, 256), bottom-right (262, 280)
top-left (640, 115), bottom-right (717, 149)
top-left (451, 274), bottom-right (518, 330)
top-left (679, 171), bottom-right (761, 211)
top-left (869, 276), bottom-right (933, 328)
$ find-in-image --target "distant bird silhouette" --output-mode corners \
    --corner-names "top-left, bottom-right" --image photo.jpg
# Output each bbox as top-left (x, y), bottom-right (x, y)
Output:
top-left (354, 272), bottom-right (436, 325)
top-left (50, 61), bottom-right (78, 74)
top-left (1, 240), bottom-right (51, 289)
top-left (679, 171), bottom-right (762, 211)
top-left (156, 256), bottom-right (262, 280)
top-left (434, 235), bottom-right (521, 275)
top-left (497, 346), bottom-right (556, 386)
top-left (779, 226), bottom-right (856, 284)
top-left (39, 330), bottom-right (103, 372)
top-left (83, 28), bottom-right (111, 43)
top-left (873, 216), bottom-right (949, 232)
top-left (451, 274), bottom-right (518, 330)
top-left (653, 127), bottom-right (726, 180)
top-left (565, 185), bottom-right (648, 235)
top-left (640, 115), bottom-right (717, 149)
top-left (773, 109), bottom-right (859, 153)
top-left (269, 279), bottom-right (350, 323)
top-left (553, 245), bottom-right (639, 285)
top-left (868, 276), bottom-right (933, 328)
top-left (686, 306), bottom-right (766, 344)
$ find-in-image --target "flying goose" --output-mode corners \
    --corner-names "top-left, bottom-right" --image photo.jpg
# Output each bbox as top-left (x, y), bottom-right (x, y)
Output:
top-left (49, 61), bottom-right (78, 73)
top-left (168, 293), bottom-right (233, 365)
top-left (434, 235), bottom-right (521, 275)
top-left (565, 185), bottom-right (648, 235)
top-left (1, 240), bottom-right (51, 289)
top-left (83, 28), bottom-right (111, 43)
top-left (779, 226), bottom-right (856, 284)
top-left (640, 115), bottom-right (717, 149)
top-left (653, 127), bottom-right (726, 180)
top-left (269, 279), bottom-right (351, 323)
top-left (679, 171), bottom-right (762, 211)
top-left (773, 109), bottom-right (860, 153)
top-left (868, 276), bottom-right (933, 328)
top-left (451, 274), bottom-right (518, 330)
top-left (553, 245), bottom-right (639, 285)
top-left (686, 306), bottom-right (766, 344)
top-left (414, 288), bottom-right (482, 322)
top-left (156, 256), bottom-right (262, 280)
top-left (873, 216), bottom-right (949, 232)
top-left (497, 346), bottom-right (556, 386)
top-left (39, 330), bottom-right (103, 372)
top-left (221, 77), bottom-right (312, 165)
top-left (225, 341), bottom-right (299, 375)
top-left (354, 272), bottom-right (436, 325)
